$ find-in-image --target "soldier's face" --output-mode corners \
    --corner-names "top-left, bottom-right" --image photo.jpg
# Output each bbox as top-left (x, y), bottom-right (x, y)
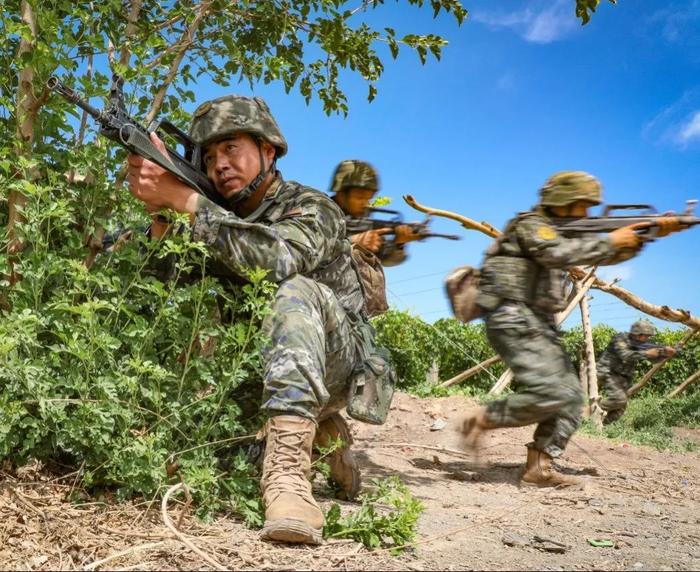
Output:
top-left (633, 334), bottom-right (651, 343)
top-left (337, 188), bottom-right (375, 217)
top-left (203, 134), bottom-right (276, 199)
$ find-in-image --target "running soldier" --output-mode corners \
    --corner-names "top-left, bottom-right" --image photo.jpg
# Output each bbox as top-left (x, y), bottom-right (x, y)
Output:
top-left (459, 171), bottom-right (683, 486)
top-left (598, 319), bottom-right (677, 424)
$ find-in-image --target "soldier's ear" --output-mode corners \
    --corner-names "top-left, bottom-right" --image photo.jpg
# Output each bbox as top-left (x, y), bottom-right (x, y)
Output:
top-left (262, 140), bottom-right (276, 165)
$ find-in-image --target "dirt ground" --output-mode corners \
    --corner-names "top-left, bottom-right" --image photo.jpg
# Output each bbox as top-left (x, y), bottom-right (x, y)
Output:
top-left (1, 391), bottom-right (699, 571)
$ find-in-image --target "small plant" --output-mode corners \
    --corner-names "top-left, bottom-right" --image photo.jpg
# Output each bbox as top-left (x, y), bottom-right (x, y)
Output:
top-left (323, 476), bottom-right (424, 551)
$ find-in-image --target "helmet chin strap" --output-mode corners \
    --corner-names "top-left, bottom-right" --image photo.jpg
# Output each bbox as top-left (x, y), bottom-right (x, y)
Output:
top-left (224, 139), bottom-right (275, 209)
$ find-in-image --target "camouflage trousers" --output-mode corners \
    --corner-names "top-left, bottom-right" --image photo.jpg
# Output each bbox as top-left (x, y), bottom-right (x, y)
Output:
top-left (598, 370), bottom-right (630, 424)
top-left (260, 274), bottom-right (360, 420)
top-left (484, 302), bottom-right (584, 458)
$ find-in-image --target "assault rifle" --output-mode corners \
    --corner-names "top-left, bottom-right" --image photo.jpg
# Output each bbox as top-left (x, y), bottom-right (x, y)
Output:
top-left (345, 207), bottom-right (461, 241)
top-left (47, 74), bottom-right (226, 208)
top-left (550, 201), bottom-right (700, 240)
top-left (633, 341), bottom-right (682, 358)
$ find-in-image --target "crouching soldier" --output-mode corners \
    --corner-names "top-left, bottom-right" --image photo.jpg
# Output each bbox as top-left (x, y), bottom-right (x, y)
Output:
top-left (126, 95), bottom-right (394, 544)
top-left (598, 319), bottom-right (677, 424)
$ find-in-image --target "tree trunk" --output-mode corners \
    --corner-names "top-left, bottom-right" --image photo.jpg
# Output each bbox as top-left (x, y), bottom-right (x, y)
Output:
top-left (6, 0), bottom-right (39, 287)
top-left (628, 328), bottom-right (698, 397)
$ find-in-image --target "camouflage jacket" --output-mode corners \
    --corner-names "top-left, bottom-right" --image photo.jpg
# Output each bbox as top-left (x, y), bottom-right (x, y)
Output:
top-left (343, 216), bottom-right (407, 267)
top-left (190, 174), bottom-right (365, 317)
top-left (477, 211), bottom-right (636, 315)
top-left (598, 332), bottom-right (663, 378)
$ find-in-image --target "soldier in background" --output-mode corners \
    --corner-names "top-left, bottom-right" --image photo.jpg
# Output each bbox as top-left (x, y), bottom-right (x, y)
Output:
top-left (598, 319), bottom-right (677, 424)
top-left (458, 171), bottom-right (683, 487)
top-left (330, 160), bottom-right (422, 267)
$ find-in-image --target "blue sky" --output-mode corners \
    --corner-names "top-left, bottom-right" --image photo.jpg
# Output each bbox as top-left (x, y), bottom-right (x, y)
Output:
top-left (193, 0), bottom-right (700, 330)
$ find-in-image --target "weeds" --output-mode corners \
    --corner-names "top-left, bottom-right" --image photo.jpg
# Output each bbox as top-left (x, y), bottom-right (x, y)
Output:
top-left (323, 476), bottom-right (424, 551)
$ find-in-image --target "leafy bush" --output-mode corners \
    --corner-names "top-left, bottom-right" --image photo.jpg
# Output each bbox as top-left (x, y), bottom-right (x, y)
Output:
top-left (375, 309), bottom-right (700, 401)
top-left (0, 188), bottom-right (274, 517)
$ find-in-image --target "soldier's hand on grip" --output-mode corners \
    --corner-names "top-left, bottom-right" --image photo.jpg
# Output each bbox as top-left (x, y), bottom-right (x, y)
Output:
top-left (394, 224), bottom-right (423, 245)
top-left (351, 228), bottom-right (391, 253)
top-left (608, 222), bottom-right (648, 250)
top-left (655, 216), bottom-right (687, 238)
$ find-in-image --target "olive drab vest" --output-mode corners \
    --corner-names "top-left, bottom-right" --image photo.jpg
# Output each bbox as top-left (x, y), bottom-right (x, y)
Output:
top-left (476, 212), bottom-right (571, 315)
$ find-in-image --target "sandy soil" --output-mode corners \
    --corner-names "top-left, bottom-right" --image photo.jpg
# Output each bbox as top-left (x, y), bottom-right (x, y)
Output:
top-left (1, 391), bottom-right (698, 570)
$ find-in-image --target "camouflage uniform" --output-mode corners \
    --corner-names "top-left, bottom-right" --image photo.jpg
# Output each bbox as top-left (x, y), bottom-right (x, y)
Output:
top-left (475, 172), bottom-right (640, 459)
top-left (191, 177), bottom-right (368, 420)
top-left (598, 326), bottom-right (666, 423)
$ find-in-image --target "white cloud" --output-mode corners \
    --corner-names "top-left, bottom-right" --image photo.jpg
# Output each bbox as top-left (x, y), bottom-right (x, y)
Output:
top-left (648, 0), bottom-right (700, 44)
top-left (677, 110), bottom-right (700, 144)
top-left (643, 89), bottom-right (700, 149)
top-left (473, 0), bottom-right (578, 44)
top-left (597, 265), bottom-right (633, 283)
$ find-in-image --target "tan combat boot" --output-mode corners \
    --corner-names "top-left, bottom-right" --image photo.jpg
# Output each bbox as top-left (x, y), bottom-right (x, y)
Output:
top-left (315, 413), bottom-right (361, 501)
top-left (459, 406), bottom-right (492, 454)
top-left (259, 415), bottom-right (324, 545)
top-left (521, 448), bottom-right (581, 488)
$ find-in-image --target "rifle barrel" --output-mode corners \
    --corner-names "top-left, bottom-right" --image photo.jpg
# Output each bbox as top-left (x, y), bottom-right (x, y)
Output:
top-left (47, 76), bottom-right (105, 123)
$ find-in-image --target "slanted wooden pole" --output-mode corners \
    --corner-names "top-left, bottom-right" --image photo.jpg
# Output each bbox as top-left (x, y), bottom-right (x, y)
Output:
top-left (579, 291), bottom-right (603, 429)
top-left (578, 348), bottom-right (589, 415)
top-left (488, 273), bottom-right (597, 396)
top-left (667, 367), bottom-right (700, 399)
top-left (628, 329), bottom-right (698, 397)
top-left (440, 355), bottom-right (500, 388)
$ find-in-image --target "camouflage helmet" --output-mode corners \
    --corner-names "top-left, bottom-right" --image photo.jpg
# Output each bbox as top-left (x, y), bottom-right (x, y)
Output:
top-left (190, 95), bottom-right (287, 157)
top-left (330, 160), bottom-right (379, 194)
top-left (630, 319), bottom-right (656, 336)
top-left (539, 171), bottom-right (602, 207)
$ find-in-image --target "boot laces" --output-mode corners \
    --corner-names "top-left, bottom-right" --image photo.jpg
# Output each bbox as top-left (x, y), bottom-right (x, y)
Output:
top-left (265, 426), bottom-right (313, 498)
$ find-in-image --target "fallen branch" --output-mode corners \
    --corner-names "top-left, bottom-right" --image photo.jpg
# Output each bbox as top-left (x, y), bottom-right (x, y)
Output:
top-left (161, 482), bottom-right (227, 571)
top-left (84, 541), bottom-right (169, 571)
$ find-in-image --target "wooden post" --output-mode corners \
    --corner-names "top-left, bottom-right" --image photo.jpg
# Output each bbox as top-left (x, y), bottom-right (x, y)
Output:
top-left (488, 273), bottom-right (597, 396)
top-left (666, 368), bottom-right (700, 399)
top-left (426, 359), bottom-right (439, 385)
top-left (628, 329), bottom-right (697, 397)
top-left (578, 348), bottom-right (589, 416)
top-left (440, 355), bottom-right (500, 388)
top-left (579, 292), bottom-right (603, 429)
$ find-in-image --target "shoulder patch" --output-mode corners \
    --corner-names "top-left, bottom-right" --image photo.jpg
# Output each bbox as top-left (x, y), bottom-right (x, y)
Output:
top-left (537, 225), bottom-right (558, 241)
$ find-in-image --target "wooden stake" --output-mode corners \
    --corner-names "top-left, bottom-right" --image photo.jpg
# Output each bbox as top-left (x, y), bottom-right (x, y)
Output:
top-left (440, 355), bottom-right (500, 388)
top-left (666, 367), bottom-right (700, 399)
top-left (579, 291), bottom-right (603, 429)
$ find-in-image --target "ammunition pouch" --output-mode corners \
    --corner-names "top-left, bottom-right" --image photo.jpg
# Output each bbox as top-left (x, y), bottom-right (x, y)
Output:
top-left (444, 265), bottom-right (485, 323)
top-left (350, 244), bottom-right (389, 318)
top-left (346, 322), bottom-right (396, 425)
top-left (476, 255), bottom-right (538, 311)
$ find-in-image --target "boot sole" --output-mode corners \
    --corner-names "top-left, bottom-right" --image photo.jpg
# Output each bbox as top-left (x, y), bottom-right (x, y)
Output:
top-left (260, 518), bottom-right (323, 545)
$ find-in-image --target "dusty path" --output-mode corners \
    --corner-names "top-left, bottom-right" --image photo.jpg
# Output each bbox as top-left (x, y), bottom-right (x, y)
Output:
top-left (1, 392), bottom-right (698, 570)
